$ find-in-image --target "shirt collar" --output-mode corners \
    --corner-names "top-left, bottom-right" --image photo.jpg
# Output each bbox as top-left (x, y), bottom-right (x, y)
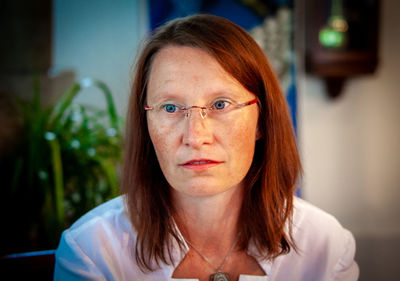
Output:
top-left (166, 219), bottom-right (272, 278)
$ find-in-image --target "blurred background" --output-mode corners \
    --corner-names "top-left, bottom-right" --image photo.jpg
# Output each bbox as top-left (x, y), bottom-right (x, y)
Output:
top-left (0, 0), bottom-right (399, 280)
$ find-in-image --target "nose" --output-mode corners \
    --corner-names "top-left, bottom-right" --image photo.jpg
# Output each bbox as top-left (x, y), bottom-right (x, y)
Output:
top-left (182, 107), bottom-right (213, 149)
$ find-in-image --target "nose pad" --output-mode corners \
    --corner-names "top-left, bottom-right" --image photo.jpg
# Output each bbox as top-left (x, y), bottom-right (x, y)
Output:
top-left (200, 108), bottom-right (207, 119)
top-left (185, 107), bottom-right (207, 120)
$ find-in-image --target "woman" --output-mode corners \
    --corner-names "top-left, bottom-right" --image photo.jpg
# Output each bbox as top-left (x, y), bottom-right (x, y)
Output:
top-left (54, 14), bottom-right (359, 281)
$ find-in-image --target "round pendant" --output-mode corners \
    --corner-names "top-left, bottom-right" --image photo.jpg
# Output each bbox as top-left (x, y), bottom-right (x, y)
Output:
top-left (210, 272), bottom-right (230, 281)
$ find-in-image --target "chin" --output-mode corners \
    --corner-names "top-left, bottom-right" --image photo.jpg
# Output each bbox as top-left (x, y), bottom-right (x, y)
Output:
top-left (171, 181), bottom-right (241, 198)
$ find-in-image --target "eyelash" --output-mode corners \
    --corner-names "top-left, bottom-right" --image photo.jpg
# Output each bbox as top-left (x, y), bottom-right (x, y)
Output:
top-left (160, 99), bottom-right (233, 113)
top-left (161, 104), bottom-right (178, 113)
top-left (211, 100), bottom-right (230, 110)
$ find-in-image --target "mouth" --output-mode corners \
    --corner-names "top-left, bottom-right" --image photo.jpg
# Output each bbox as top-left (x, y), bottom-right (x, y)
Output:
top-left (180, 159), bottom-right (223, 170)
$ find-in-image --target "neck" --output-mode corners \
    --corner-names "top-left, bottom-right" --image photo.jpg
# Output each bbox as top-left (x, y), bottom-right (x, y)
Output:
top-left (172, 185), bottom-right (244, 254)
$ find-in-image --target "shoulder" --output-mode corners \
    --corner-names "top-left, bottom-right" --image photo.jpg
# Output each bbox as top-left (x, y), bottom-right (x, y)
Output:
top-left (54, 196), bottom-right (142, 280)
top-left (264, 197), bottom-right (359, 281)
top-left (62, 195), bottom-right (133, 244)
top-left (67, 195), bottom-right (129, 232)
top-left (292, 196), bottom-right (343, 235)
top-left (57, 195), bottom-right (134, 252)
top-left (292, 197), bottom-right (359, 271)
top-left (291, 197), bottom-right (356, 260)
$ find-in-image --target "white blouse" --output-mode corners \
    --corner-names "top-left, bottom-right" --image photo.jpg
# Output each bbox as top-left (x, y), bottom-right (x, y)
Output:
top-left (54, 196), bottom-right (359, 281)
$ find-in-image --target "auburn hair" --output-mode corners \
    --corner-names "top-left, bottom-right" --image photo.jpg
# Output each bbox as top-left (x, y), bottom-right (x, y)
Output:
top-left (121, 14), bottom-right (301, 271)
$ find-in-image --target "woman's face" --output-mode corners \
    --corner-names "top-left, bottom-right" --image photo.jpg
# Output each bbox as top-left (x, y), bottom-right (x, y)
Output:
top-left (146, 46), bottom-right (259, 198)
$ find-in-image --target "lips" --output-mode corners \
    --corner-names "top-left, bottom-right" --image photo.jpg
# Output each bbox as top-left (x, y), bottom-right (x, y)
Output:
top-left (182, 159), bottom-right (221, 165)
top-left (180, 159), bottom-right (223, 170)
top-left (185, 160), bottom-right (214, 165)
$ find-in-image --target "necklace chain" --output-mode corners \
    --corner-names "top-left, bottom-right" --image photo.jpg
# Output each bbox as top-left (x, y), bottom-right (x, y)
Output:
top-left (184, 232), bottom-right (240, 273)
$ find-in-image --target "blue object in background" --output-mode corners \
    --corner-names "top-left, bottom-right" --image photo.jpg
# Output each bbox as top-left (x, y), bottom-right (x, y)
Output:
top-left (150, 0), bottom-right (263, 30)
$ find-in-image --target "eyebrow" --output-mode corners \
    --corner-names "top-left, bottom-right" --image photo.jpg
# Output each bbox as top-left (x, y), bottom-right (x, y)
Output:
top-left (147, 92), bottom-right (184, 105)
top-left (211, 90), bottom-right (244, 100)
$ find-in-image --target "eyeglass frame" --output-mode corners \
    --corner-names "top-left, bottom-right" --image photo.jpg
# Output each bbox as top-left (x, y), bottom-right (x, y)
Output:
top-left (144, 98), bottom-right (259, 120)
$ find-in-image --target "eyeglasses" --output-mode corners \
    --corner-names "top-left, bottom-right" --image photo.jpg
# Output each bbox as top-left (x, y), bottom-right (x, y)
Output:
top-left (144, 98), bottom-right (258, 121)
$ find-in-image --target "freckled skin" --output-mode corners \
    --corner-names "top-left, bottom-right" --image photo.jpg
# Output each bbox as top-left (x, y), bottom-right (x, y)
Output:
top-left (146, 46), bottom-right (259, 198)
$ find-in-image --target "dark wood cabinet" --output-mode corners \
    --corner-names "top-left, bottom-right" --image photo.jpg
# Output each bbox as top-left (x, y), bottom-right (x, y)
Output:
top-left (305, 0), bottom-right (380, 98)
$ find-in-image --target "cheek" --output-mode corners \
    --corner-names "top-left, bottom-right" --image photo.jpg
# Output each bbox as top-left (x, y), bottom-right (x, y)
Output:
top-left (147, 118), bottom-right (173, 163)
top-left (225, 117), bottom-right (257, 163)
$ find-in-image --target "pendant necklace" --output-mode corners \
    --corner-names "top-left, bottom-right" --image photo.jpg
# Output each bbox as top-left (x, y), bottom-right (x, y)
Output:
top-left (184, 232), bottom-right (240, 281)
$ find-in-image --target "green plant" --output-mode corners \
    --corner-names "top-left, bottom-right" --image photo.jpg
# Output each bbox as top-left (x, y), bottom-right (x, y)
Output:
top-left (1, 77), bottom-right (123, 253)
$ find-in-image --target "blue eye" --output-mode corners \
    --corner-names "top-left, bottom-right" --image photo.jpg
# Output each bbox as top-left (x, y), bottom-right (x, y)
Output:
top-left (165, 105), bottom-right (176, 112)
top-left (213, 100), bottom-right (228, 110)
top-left (163, 104), bottom-right (177, 113)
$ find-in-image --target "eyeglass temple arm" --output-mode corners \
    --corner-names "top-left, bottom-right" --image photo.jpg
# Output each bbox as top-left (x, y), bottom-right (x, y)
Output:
top-left (237, 98), bottom-right (259, 107)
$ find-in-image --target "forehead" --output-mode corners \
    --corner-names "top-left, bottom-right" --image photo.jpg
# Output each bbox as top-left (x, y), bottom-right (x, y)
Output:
top-left (146, 46), bottom-right (249, 102)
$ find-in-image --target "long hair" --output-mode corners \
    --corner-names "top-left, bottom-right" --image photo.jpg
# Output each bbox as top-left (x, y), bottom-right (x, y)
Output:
top-left (121, 14), bottom-right (302, 271)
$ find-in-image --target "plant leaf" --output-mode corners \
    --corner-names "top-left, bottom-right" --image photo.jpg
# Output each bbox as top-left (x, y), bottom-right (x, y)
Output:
top-left (47, 136), bottom-right (65, 226)
top-left (48, 83), bottom-right (81, 131)
top-left (93, 80), bottom-right (119, 129)
top-left (96, 158), bottom-right (119, 198)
